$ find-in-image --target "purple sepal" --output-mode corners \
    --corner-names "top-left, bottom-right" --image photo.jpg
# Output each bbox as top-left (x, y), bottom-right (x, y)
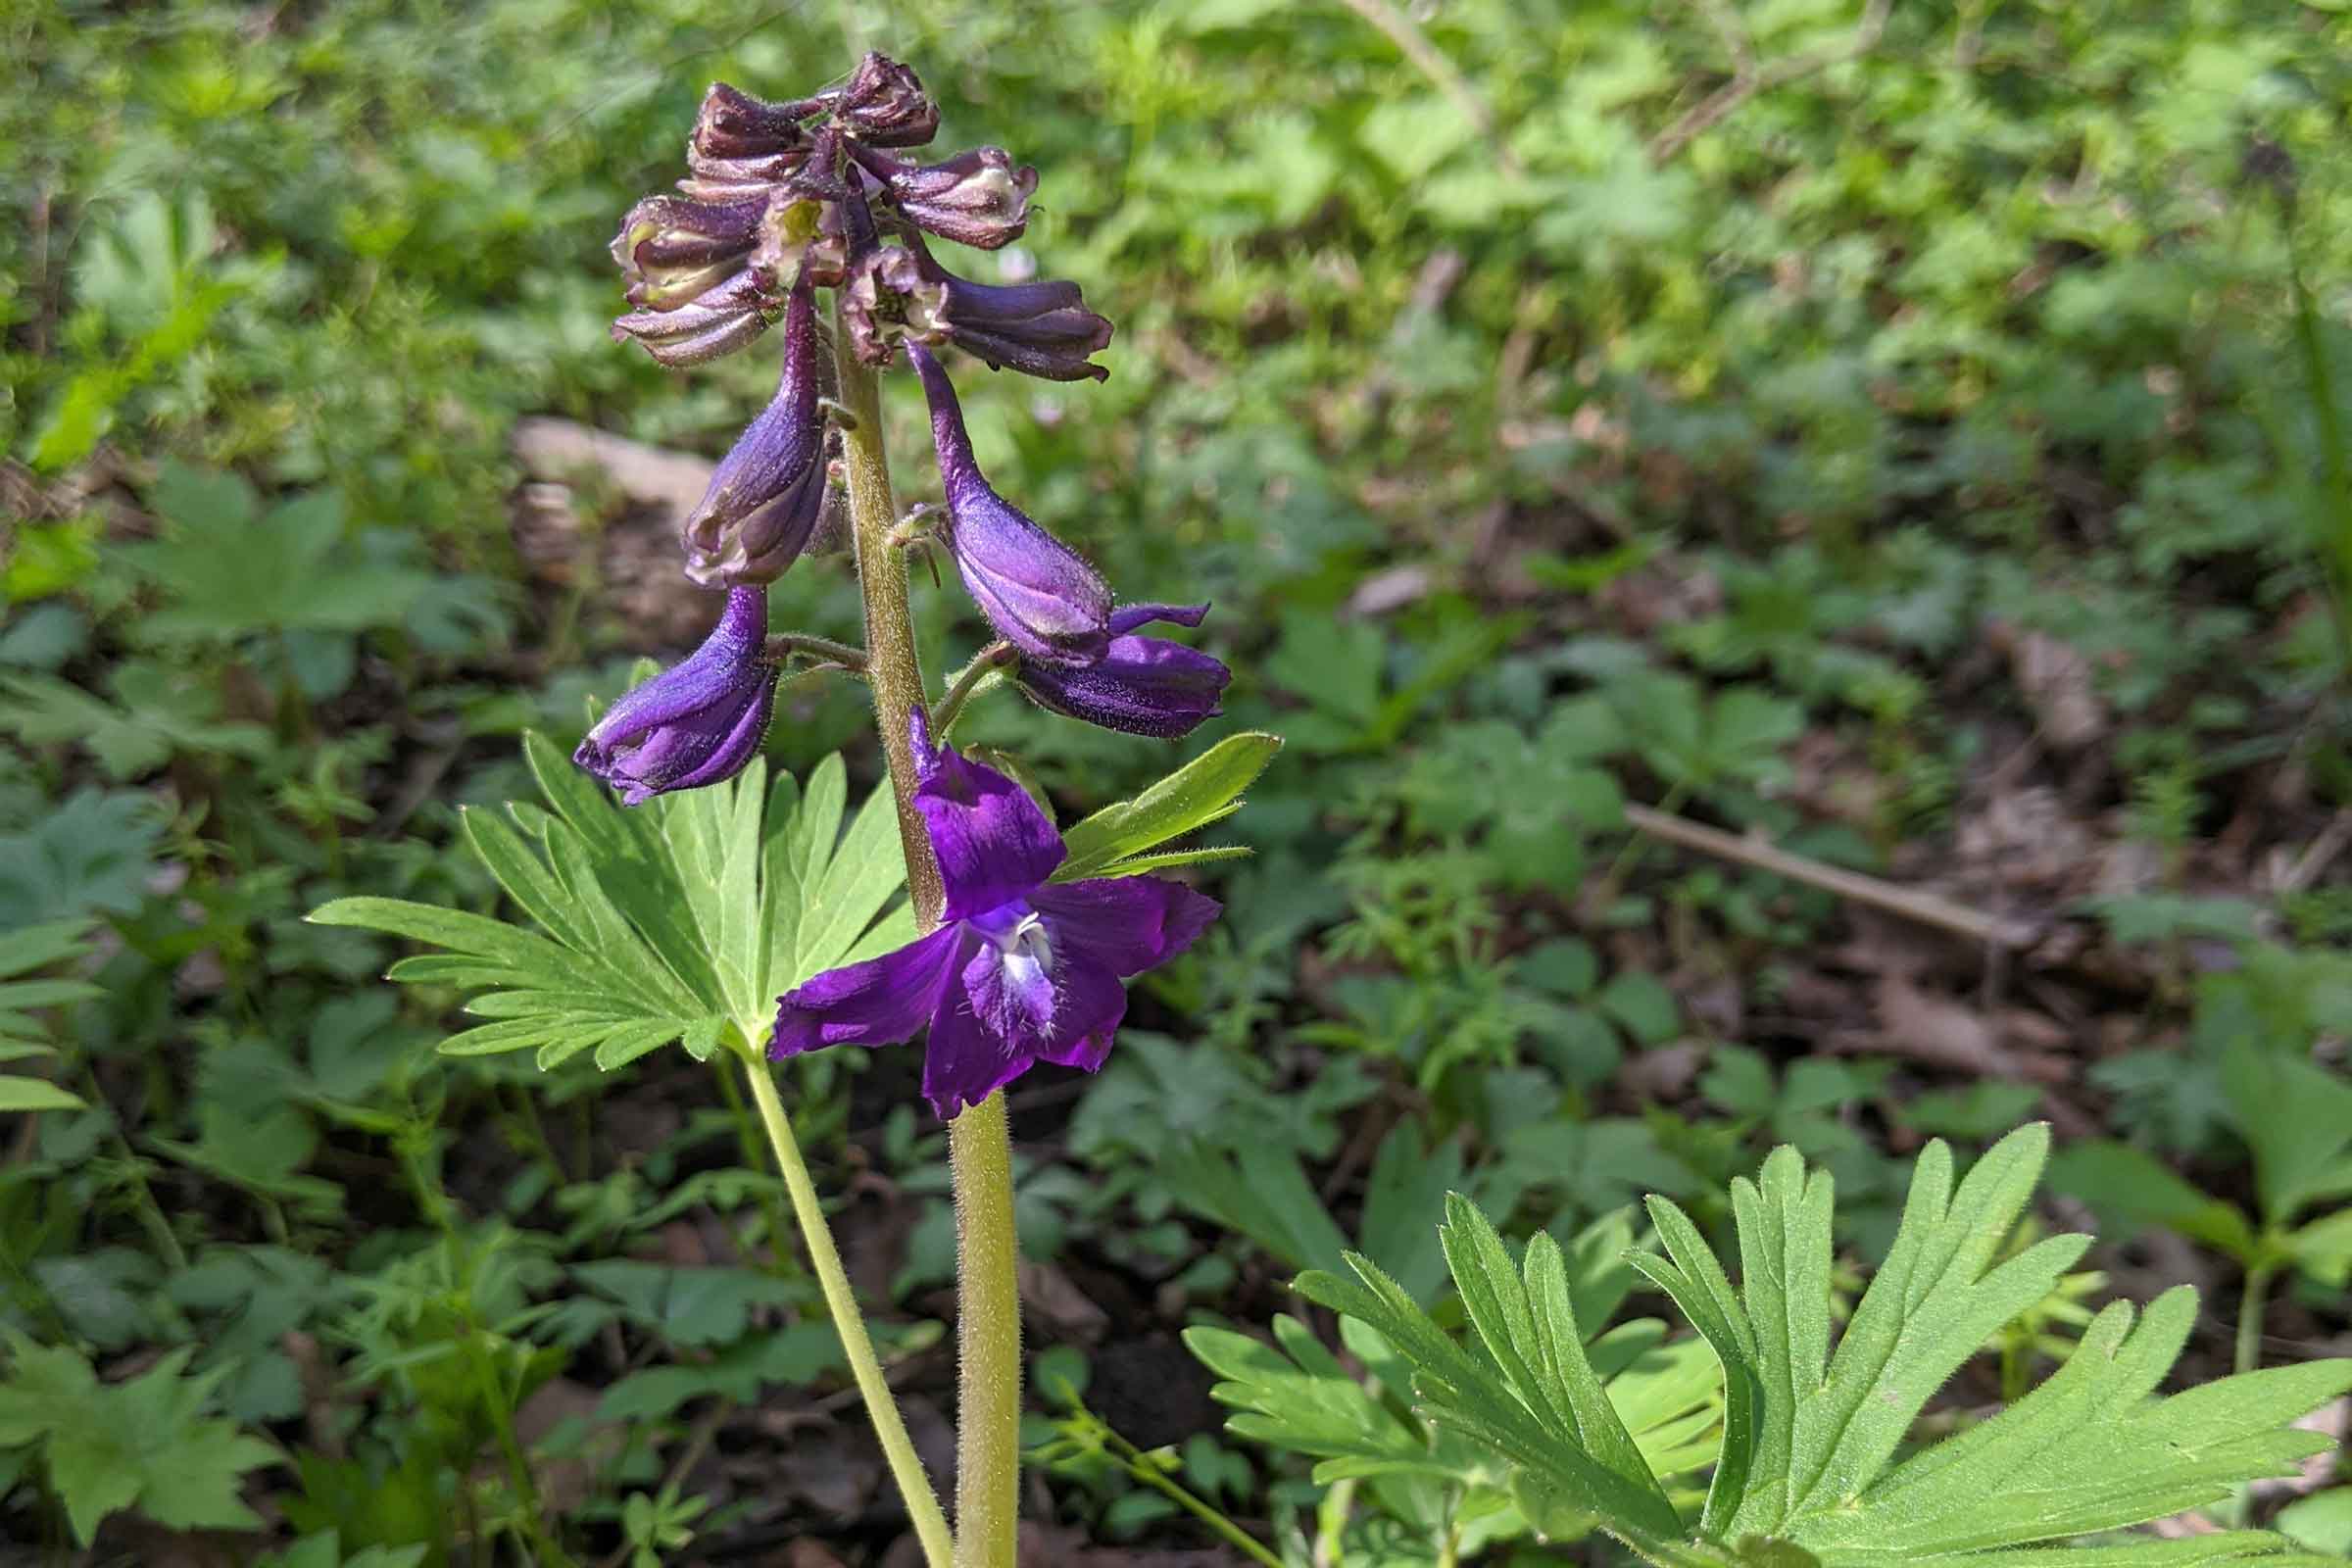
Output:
top-left (573, 588), bottom-right (777, 805)
top-left (612, 270), bottom-right (783, 367)
top-left (842, 241), bottom-right (1112, 382)
top-left (679, 272), bottom-right (829, 586)
top-left (1017, 604), bottom-right (1230, 739)
top-left (612, 194), bottom-right (766, 311)
top-left (908, 344), bottom-right (1110, 665)
top-left (858, 144), bottom-right (1036, 251)
top-left (832, 53), bottom-right (939, 147)
top-left (908, 708), bottom-right (1066, 923)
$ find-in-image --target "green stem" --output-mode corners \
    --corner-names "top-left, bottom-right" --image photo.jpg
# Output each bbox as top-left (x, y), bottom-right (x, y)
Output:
top-left (765, 631), bottom-right (871, 671)
top-left (948, 1093), bottom-right (1021, 1568)
top-left (933, 641), bottom-right (1015, 738)
top-left (740, 1052), bottom-right (955, 1568)
top-left (833, 289), bottom-right (1026, 1568)
top-left (466, 1330), bottom-right (575, 1568)
top-left (714, 1057), bottom-right (799, 1270)
top-left (2235, 1257), bottom-right (2276, 1381)
top-left (1101, 1429), bottom-right (1282, 1568)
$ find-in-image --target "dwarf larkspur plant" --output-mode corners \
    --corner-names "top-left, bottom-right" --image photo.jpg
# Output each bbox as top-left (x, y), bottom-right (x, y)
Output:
top-left (319, 52), bottom-right (1253, 1568)
top-left (302, 51), bottom-right (2351, 1568)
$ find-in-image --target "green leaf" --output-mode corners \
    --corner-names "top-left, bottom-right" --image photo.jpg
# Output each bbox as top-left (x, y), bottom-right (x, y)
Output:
top-left (2047, 1139), bottom-right (2261, 1260)
top-left (1056, 732), bottom-right (1281, 880)
top-left (311, 742), bottom-right (906, 1068)
top-left (1299, 1130), bottom-right (2352, 1565)
top-left (0, 1077), bottom-right (84, 1111)
top-left (0, 1331), bottom-right (279, 1544)
top-left (2221, 1040), bottom-right (2352, 1226)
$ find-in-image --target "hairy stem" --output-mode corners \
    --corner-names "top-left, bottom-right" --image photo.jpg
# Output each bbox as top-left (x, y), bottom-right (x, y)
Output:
top-left (834, 303), bottom-right (1024, 1568)
top-left (741, 1051), bottom-right (954, 1568)
top-left (948, 1093), bottom-right (1021, 1568)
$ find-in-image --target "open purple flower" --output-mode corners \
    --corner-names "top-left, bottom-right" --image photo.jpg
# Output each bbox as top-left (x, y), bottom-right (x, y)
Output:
top-left (573, 587), bottom-right (777, 805)
top-left (611, 194), bottom-right (767, 312)
top-left (908, 343), bottom-right (1110, 664)
top-left (679, 271), bottom-right (829, 587)
top-left (1017, 604), bottom-right (1230, 739)
top-left (773, 710), bottom-right (1218, 1116)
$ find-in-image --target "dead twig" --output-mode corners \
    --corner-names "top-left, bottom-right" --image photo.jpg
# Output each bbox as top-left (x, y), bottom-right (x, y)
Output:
top-left (1331, 0), bottom-right (1525, 178)
top-left (1650, 0), bottom-right (1894, 166)
top-left (1623, 802), bottom-right (2043, 952)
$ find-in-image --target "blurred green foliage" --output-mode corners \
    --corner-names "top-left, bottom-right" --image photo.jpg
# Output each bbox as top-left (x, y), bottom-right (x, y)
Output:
top-left (4, 0), bottom-right (2351, 1559)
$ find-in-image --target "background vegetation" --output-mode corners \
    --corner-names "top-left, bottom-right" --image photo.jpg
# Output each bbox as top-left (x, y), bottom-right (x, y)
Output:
top-left (4, 0), bottom-right (2351, 1561)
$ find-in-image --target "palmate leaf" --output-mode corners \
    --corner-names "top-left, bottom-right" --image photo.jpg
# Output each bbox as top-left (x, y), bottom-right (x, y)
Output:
top-left (1277, 1127), bottom-right (2351, 1567)
top-left (310, 736), bottom-right (908, 1070)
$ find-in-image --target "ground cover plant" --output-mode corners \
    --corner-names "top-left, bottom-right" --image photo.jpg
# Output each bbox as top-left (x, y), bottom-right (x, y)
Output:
top-left (4, 2), bottom-right (2352, 1564)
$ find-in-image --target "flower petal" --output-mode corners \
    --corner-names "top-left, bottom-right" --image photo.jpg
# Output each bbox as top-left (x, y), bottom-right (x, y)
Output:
top-left (909, 709), bottom-right (1066, 921)
top-left (1030, 876), bottom-right (1221, 977)
top-left (1031, 955), bottom-right (1127, 1073)
top-left (960, 901), bottom-right (1057, 1049)
top-left (921, 984), bottom-right (1032, 1118)
top-left (771, 925), bottom-right (966, 1057)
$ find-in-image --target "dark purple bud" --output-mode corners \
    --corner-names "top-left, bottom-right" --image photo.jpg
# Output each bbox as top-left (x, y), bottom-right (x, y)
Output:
top-left (679, 149), bottom-right (808, 205)
top-left (612, 194), bottom-right (765, 311)
top-left (611, 270), bottom-right (783, 368)
top-left (908, 344), bottom-right (1109, 665)
top-left (573, 587), bottom-right (777, 804)
top-left (858, 144), bottom-right (1036, 251)
top-left (832, 52), bottom-right (939, 147)
top-left (692, 81), bottom-right (825, 163)
top-left (679, 274), bottom-right (829, 586)
top-left (842, 241), bottom-right (1112, 381)
top-left (1016, 605), bottom-right (1231, 739)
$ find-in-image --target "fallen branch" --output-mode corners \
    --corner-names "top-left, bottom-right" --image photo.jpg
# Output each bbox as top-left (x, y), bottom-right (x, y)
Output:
top-left (1623, 802), bottom-right (2043, 952)
top-left (1650, 0), bottom-right (1893, 166)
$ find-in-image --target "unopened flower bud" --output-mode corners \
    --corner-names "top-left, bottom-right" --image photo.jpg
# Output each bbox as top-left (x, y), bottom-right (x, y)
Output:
top-left (612, 194), bottom-right (765, 311)
top-left (859, 145), bottom-right (1036, 251)
top-left (679, 273), bottom-right (829, 586)
top-left (611, 270), bottom-right (783, 367)
top-left (832, 52), bottom-right (939, 147)
top-left (842, 242), bottom-right (1112, 382)
top-left (692, 81), bottom-right (825, 163)
top-left (573, 587), bottom-right (778, 804)
top-left (908, 344), bottom-right (1109, 664)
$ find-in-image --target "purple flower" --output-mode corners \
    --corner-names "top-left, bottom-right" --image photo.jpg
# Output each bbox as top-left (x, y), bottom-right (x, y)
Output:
top-left (841, 241), bottom-right (1113, 382)
top-left (679, 272), bottom-right (829, 586)
top-left (611, 194), bottom-right (766, 312)
top-left (831, 52), bottom-right (939, 147)
top-left (773, 711), bottom-right (1219, 1116)
top-left (573, 587), bottom-right (777, 805)
top-left (612, 270), bottom-right (783, 368)
top-left (856, 144), bottom-right (1036, 250)
top-left (1017, 605), bottom-right (1230, 739)
top-left (908, 343), bottom-right (1111, 665)
top-left (690, 81), bottom-right (825, 164)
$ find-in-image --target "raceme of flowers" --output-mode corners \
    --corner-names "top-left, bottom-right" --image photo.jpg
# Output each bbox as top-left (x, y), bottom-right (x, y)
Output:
top-left (574, 53), bottom-right (1233, 1111)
